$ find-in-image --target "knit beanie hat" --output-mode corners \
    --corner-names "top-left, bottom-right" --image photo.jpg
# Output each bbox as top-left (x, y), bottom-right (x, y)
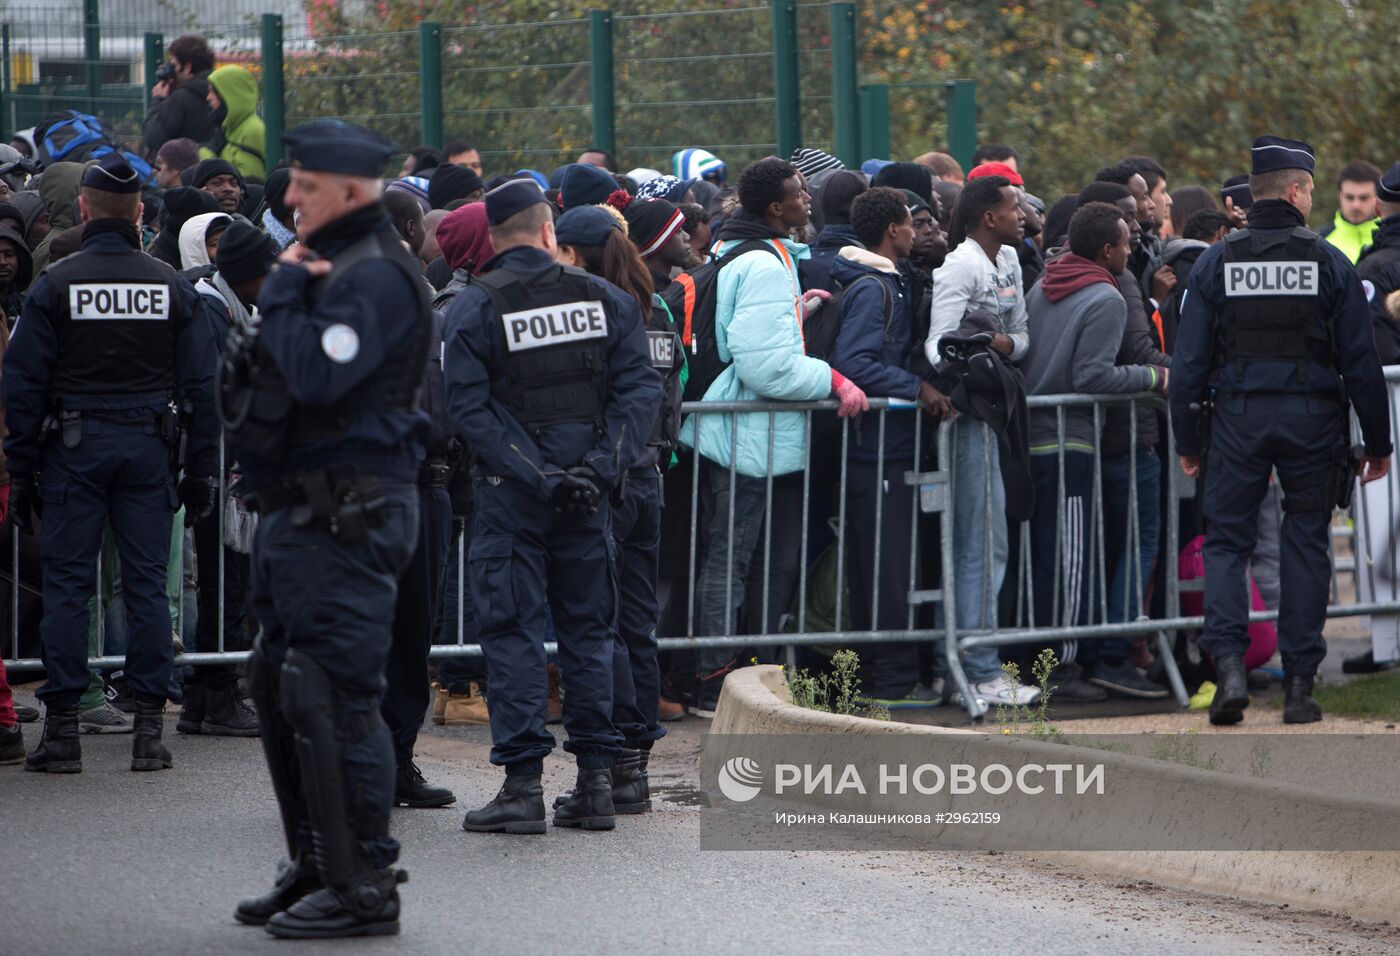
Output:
top-left (215, 220), bottom-right (278, 285)
top-left (791, 147), bottom-right (844, 180)
top-left (428, 164), bottom-right (484, 210)
top-left (386, 175), bottom-right (432, 214)
top-left (623, 198), bottom-right (686, 258)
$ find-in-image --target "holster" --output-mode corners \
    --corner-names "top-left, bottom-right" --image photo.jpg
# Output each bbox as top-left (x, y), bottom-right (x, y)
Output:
top-left (250, 467), bottom-right (387, 544)
top-left (1336, 444), bottom-right (1365, 510)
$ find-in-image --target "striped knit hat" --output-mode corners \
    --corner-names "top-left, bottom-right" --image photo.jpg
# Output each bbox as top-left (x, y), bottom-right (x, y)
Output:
top-left (672, 147), bottom-right (726, 184)
top-left (623, 198), bottom-right (687, 258)
top-left (790, 147), bottom-right (844, 180)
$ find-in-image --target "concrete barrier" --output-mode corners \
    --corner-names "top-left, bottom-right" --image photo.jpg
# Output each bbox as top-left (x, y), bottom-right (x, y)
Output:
top-left (708, 665), bottom-right (1400, 923)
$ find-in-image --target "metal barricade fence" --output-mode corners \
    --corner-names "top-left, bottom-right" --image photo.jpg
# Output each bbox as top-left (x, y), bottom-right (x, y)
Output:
top-left (8, 385), bottom-right (1400, 721)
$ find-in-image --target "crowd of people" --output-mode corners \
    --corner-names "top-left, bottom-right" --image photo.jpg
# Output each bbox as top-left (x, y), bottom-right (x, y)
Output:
top-left (0, 32), bottom-right (1396, 803)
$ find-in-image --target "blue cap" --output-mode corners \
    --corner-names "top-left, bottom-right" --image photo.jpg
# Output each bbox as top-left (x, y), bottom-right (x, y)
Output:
top-left (1250, 136), bottom-right (1315, 176)
top-left (283, 119), bottom-right (396, 177)
top-left (861, 158), bottom-right (894, 178)
top-left (555, 205), bottom-right (621, 247)
top-left (1378, 162), bottom-right (1400, 204)
top-left (485, 178), bottom-right (548, 226)
top-left (560, 162), bottom-right (620, 210)
top-left (1220, 174), bottom-right (1253, 209)
top-left (82, 153), bottom-right (142, 194)
top-left (515, 168), bottom-right (549, 189)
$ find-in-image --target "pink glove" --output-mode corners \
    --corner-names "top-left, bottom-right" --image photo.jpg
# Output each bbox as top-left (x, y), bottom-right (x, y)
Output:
top-left (831, 370), bottom-right (869, 419)
top-left (801, 288), bottom-right (832, 319)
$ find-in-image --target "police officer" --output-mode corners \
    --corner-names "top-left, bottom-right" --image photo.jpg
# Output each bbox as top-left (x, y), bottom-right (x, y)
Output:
top-left (380, 206), bottom-right (457, 810)
top-left (221, 120), bottom-right (430, 938)
top-left (1172, 136), bottom-right (1393, 726)
top-left (3, 153), bottom-right (218, 774)
top-left (443, 179), bottom-right (660, 833)
top-left (1356, 162), bottom-right (1400, 364)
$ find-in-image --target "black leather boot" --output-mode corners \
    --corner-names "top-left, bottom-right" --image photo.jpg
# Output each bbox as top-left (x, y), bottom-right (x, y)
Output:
top-left (394, 762), bottom-right (456, 808)
top-left (176, 682), bottom-right (207, 734)
top-left (1282, 674), bottom-right (1323, 724)
top-left (24, 706), bottom-right (82, 773)
top-left (200, 684), bottom-right (260, 737)
top-left (1208, 654), bottom-right (1250, 726)
top-left (552, 768), bottom-right (615, 830)
top-left (554, 749), bottom-right (652, 814)
top-left (130, 698), bottom-right (174, 771)
top-left (462, 774), bottom-right (546, 834)
top-left (264, 865), bottom-right (407, 939)
top-left (235, 855), bottom-right (321, 926)
top-left (0, 723), bottom-right (23, 764)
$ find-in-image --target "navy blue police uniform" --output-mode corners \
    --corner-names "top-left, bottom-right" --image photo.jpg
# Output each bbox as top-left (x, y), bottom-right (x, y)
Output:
top-left (443, 179), bottom-right (660, 833)
top-left (1355, 162), bottom-right (1400, 364)
top-left (1171, 136), bottom-right (1393, 726)
top-left (381, 306), bottom-right (457, 807)
top-left (551, 202), bottom-right (686, 815)
top-left (3, 154), bottom-right (219, 774)
top-left (221, 120), bottom-right (431, 938)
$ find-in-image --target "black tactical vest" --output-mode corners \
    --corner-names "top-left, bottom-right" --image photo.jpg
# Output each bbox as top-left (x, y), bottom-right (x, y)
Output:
top-left (474, 264), bottom-right (610, 433)
top-left (1218, 226), bottom-right (1332, 383)
top-left (220, 224), bottom-right (431, 461)
top-left (644, 295), bottom-right (683, 454)
top-left (45, 247), bottom-right (179, 396)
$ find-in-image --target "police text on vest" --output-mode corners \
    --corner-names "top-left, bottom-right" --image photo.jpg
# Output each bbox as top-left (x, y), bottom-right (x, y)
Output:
top-left (502, 300), bottom-right (607, 352)
top-left (648, 330), bottom-right (676, 368)
top-left (1223, 262), bottom-right (1318, 298)
top-left (69, 283), bottom-right (171, 320)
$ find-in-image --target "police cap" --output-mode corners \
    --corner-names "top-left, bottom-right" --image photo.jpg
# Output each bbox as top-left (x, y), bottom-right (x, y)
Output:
top-left (81, 153), bottom-right (142, 194)
top-left (1378, 162), bottom-right (1400, 204)
top-left (282, 119), bottom-right (396, 177)
top-left (485, 178), bottom-right (548, 226)
top-left (1250, 136), bottom-right (1315, 176)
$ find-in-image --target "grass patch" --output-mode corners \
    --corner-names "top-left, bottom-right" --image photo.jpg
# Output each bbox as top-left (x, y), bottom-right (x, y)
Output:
top-left (1308, 670), bottom-right (1400, 721)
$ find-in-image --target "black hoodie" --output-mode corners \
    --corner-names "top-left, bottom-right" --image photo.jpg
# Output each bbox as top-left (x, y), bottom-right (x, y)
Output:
top-left (142, 71), bottom-right (216, 155)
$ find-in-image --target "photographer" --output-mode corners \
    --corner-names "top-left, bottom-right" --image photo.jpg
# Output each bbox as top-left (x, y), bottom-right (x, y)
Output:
top-left (142, 34), bottom-right (217, 157)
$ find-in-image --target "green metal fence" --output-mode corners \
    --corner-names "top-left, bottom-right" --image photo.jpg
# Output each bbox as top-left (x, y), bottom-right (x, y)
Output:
top-left (1, 0), bottom-right (977, 177)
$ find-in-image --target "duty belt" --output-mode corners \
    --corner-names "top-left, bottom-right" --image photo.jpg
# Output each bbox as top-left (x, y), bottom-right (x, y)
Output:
top-left (247, 467), bottom-right (386, 543)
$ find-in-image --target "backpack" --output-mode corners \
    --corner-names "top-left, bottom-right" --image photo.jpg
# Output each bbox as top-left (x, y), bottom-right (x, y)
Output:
top-left (34, 111), bottom-right (155, 185)
top-left (662, 238), bottom-right (784, 402)
top-left (800, 266), bottom-right (894, 363)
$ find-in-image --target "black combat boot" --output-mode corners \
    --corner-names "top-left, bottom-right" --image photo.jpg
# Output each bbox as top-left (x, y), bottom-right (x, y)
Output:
top-left (462, 773), bottom-right (546, 834)
top-left (1208, 654), bottom-right (1250, 726)
top-left (235, 855), bottom-right (321, 926)
top-left (264, 865), bottom-right (407, 939)
top-left (176, 682), bottom-right (207, 734)
top-left (130, 698), bottom-right (174, 771)
top-left (0, 722), bottom-right (25, 764)
top-left (200, 684), bottom-right (260, 737)
top-left (552, 768), bottom-right (615, 830)
top-left (394, 762), bottom-right (456, 808)
top-left (552, 748), bottom-right (651, 814)
top-left (24, 706), bottom-right (82, 773)
top-left (1282, 674), bottom-right (1323, 724)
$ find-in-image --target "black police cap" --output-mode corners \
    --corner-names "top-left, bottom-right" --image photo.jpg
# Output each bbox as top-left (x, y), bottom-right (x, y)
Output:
top-left (282, 120), bottom-right (396, 178)
top-left (1378, 162), bottom-right (1400, 204)
top-left (1250, 136), bottom-right (1316, 176)
top-left (485, 178), bottom-right (548, 226)
top-left (82, 153), bottom-right (142, 194)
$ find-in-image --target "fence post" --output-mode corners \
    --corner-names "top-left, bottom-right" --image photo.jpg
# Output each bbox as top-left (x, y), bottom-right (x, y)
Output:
top-left (419, 21), bottom-right (443, 148)
top-left (1, 25), bottom-right (10, 142)
top-left (946, 79), bottom-right (977, 173)
top-left (143, 33), bottom-right (164, 115)
top-left (588, 10), bottom-right (615, 156)
top-left (857, 83), bottom-right (889, 161)
top-left (260, 15), bottom-right (284, 167)
top-left (83, 0), bottom-right (101, 113)
top-left (829, 3), bottom-right (858, 168)
top-left (770, 0), bottom-right (800, 158)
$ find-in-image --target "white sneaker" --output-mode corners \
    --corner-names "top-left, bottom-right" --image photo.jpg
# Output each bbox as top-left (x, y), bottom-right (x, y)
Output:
top-left (954, 675), bottom-right (1042, 707)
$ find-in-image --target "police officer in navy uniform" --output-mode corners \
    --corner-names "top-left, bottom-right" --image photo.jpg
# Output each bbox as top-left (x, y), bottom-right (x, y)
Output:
top-left (1172, 136), bottom-right (1393, 726)
top-left (1356, 162), bottom-right (1400, 364)
top-left (443, 179), bottom-right (660, 834)
top-left (4, 153), bottom-right (218, 774)
top-left (221, 120), bottom-right (431, 938)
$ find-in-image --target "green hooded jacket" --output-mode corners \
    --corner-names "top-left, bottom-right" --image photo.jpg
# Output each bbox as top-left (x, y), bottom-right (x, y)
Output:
top-left (28, 160), bottom-right (85, 288)
top-left (201, 65), bottom-right (266, 181)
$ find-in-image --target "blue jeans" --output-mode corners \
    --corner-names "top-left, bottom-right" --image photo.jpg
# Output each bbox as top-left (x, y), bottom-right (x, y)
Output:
top-left (1101, 450), bottom-right (1162, 626)
top-left (937, 419), bottom-right (1006, 682)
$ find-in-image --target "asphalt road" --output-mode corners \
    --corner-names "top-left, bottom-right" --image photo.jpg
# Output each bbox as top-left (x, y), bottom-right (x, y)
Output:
top-left (3, 692), bottom-right (1397, 956)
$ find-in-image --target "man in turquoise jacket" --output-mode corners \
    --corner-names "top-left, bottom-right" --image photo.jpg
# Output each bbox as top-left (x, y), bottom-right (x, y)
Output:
top-left (679, 157), bottom-right (868, 715)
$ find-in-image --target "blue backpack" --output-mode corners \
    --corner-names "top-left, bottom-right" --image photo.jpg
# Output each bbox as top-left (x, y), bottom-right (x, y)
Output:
top-left (35, 111), bottom-right (154, 185)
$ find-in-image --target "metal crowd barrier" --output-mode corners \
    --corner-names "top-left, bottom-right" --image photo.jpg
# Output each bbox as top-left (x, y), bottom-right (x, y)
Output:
top-left (7, 382), bottom-right (1400, 721)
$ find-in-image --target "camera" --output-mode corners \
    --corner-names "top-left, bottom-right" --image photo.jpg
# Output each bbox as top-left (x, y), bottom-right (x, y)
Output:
top-left (154, 61), bottom-right (176, 85)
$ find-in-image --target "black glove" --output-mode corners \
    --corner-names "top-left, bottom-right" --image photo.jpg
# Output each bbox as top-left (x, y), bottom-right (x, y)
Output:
top-left (553, 466), bottom-right (607, 517)
top-left (178, 476), bottom-right (216, 527)
top-left (9, 475), bottom-right (37, 535)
